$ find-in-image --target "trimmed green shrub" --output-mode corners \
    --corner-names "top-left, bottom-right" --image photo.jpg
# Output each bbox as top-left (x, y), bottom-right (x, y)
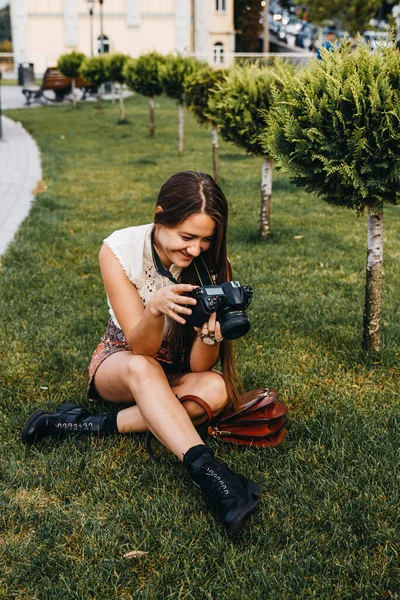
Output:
top-left (57, 50), bottom-right (85, 108)
top-left (124, 52), bottom-right (165, 136)
top-left (161, 54), bottom-right (202, 154)
top-left (184, 65), bottom-right (226, 180)
top-left (263, 41), bottom-right (400, 351)
top-left (105, 53), bottom-right (130, 122)
top-left (79, 55), bottom-right (108, 110)
top-left (210, 62), bottom-right (285, 237)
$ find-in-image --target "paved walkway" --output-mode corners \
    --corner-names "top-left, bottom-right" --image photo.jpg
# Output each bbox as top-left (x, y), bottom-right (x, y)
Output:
top-left (1, 85), bottom-right (37, 110)
top-left (0, 115), bottom-right (42, 255)
top-left (0, 85), bottom-right (131, 256)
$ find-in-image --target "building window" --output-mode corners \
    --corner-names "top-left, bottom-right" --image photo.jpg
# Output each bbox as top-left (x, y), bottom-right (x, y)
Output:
top-left (97, 34), bottom-right (110, 54)
top-left (215, 0), bottom-right (226, 13)
top-left (213, 42), bottom-right (224, 65)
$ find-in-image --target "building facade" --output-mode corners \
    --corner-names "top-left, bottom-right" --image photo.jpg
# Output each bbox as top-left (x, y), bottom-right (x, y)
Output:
top-left (10, 0), bottom-right (235, 75)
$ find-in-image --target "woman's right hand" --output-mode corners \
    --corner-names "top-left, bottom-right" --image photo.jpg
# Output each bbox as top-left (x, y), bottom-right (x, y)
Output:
top-left (147, 284), bottom-right (198, 325)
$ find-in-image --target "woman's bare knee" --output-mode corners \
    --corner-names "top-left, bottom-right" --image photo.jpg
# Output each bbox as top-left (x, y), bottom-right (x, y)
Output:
top-left (126, 354), bottom-right (160, 378)
top-left (180, 372), bottom-right (228, 418)
top-left (202, 372), bottom-right (229, 415)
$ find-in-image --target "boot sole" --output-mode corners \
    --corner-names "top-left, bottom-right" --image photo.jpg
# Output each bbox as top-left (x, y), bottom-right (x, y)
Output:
top-left (225, 480), bottom-right (261, 534)
top-left (21, 409), bottom-right (47, 444)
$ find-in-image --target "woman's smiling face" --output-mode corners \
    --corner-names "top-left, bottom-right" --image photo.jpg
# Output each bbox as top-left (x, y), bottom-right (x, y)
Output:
top-left (154, 212), bottom-right (216, 269)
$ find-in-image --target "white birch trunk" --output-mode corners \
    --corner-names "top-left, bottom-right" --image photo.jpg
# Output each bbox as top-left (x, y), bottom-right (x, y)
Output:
top-left (71, 78), bottom-right (76, 109)
top-left (362, 209), bottom-right (383, 351)
top-left (211, 121), bottom-right (220, 183)
top-left (259, 156), bottom-right (273, 238)
top-left (119, 83), bottom-right (125, 122)
top-left (178, 102), bottom-right (184, 155)
top-left (97, 85), bottom-right (102, 111)
top-left (111, 83), bottom-right (116, 104)
top-left (149, 96), bottom-right (155, 137)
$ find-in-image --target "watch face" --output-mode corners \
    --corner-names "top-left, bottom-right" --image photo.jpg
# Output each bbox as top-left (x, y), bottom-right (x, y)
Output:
top-left (202, 335), bottom-right (216, 345)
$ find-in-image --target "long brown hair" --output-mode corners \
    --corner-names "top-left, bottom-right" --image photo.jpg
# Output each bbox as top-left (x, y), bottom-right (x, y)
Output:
top-left (153, 171), bottom-right (241, 410)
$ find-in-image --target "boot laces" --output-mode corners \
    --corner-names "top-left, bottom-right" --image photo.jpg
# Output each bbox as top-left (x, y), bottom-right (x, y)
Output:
top-left (204, 464), bottom-right (230, 496)
top-left (56, 422), bottom-right (93, 430)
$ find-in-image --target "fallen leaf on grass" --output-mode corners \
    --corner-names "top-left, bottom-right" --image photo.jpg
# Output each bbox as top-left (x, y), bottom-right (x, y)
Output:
top-left (123, 550), bottom-right (149, 559)
top-left (32, 180), bottom-right (48, 195)
top-left (294, 235), bottom-right (303, 239)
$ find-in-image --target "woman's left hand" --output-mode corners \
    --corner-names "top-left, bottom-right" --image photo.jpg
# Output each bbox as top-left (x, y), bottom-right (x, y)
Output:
top-left (194, 313), bottom-right (223, 344)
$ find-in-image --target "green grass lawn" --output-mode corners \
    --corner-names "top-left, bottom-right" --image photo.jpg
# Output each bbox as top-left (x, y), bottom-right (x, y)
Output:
top-left (0, 78), bottom-right (42, 86)
top-left (1, 94), bottom-right (399, 599)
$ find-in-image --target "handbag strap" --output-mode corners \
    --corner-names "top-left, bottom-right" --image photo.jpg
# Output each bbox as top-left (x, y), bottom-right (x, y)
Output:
top-left (179, 394), bottom-right (213, 424)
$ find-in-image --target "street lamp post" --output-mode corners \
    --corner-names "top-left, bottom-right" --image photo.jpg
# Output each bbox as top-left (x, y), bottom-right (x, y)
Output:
top-left (87, 0), bottom-right (95, 56)
top-left (99, 0), bottom-right (104, 55)
top-left (262, 0), bottom-right (270, 53)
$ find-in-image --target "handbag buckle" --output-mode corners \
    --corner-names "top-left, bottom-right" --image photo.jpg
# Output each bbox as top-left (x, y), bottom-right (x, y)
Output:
top-left (208, 426), bottom-right (232, 437)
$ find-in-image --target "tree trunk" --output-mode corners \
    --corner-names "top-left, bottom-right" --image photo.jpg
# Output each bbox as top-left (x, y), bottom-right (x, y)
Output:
top-left (178, 102), bottom-right (184, 155)
top-left (119, 83), bottom-right (125, 122)
top-left (211, 121), bottom-right (220, 183)
top-left (111, 83), bottom-right (115, 104)
top-left (71, 78), bottom-right (77, 109)
top-left (97, 85), bottom-right (102, 111)
top-left (362, 208), bottom-right (383, 351)
top-left (259, 156), bottom-right (272, 238)
top-left (149, 96), bottom-right (155, 137)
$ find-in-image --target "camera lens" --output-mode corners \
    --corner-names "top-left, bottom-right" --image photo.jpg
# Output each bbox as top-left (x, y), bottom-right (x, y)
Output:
top-left (220, 311), bottom-right (251, 340)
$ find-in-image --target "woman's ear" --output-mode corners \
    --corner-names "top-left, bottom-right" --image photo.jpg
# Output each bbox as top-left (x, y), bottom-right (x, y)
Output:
top-left (155, 205), bottom-right (163, 214)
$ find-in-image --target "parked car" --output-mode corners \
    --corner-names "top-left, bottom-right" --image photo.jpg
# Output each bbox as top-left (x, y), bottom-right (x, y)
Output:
top-left (363, 30), bottom-right (391, 50)
top-left (284, 15), bottom-right (303, 35)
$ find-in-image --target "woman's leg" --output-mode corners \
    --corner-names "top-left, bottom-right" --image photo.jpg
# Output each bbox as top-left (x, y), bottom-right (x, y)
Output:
top-left (22, 350), bottom-right (259, 533)
top-left (114, 369), bottom-right (228, 432)
top-left (93, 352), bottom-right (224, 460)
top-left (95, 354), bottom-right (259, 533)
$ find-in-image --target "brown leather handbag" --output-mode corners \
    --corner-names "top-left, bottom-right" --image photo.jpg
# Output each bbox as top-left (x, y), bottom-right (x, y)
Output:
top-left (180, 388), bottom-right (288, 448)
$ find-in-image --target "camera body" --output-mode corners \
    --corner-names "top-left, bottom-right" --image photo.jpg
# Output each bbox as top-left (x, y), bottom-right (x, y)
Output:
top-left (186, 281), bottom-right (253, 340)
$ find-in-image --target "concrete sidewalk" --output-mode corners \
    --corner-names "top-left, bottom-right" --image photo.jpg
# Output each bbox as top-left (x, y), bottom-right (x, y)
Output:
top-left (1, 85), bottom-right (38, 110)
top-left (0, 84), bottom-right (133, 110)
top-left (0, 116), bottom-right (42, 255)
top-left (0, 85), bottom-right (131, 256)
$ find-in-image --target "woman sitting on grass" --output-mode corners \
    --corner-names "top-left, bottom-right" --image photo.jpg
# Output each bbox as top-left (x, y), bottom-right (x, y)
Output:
top-left (21, 171), bottom-right (260, 534)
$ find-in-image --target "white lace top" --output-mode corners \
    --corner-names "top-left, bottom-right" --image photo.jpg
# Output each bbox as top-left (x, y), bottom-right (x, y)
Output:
top-left (103, 223), bottom-right (182, 334)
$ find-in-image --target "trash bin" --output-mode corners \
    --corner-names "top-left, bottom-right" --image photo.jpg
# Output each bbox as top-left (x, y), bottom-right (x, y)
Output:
top-left (18, 63), bottom-right (35, 86)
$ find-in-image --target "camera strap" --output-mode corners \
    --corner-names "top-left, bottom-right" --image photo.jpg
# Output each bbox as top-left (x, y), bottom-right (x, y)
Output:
top-left (192, 255), bottom-right (214, 286)
top-left (151, 243), bottom-right (213, 287)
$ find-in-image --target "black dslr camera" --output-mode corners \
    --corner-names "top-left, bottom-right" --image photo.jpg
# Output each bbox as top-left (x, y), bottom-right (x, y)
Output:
top-left (186, 281), bottom-right (253, 340)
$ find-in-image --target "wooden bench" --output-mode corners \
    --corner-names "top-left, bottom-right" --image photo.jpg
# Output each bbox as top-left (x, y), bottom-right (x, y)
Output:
top-left (22, 67), bottom-right (97, 105)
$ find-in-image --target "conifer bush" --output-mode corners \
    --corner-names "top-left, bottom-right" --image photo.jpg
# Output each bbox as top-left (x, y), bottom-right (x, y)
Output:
top-left (57, 50), bottom-right (85, 108)
top-left (79, 55), bottom-right (108, 111)
top-left (160, 54), bottom-right (202, 155)
top-left (184, 65), bottom-right (226, 181)
top-left (263, 42), bottom-right (400, 351)
top-left (210, 62), bottom-right (288, 237)
top-left (105, 53), bottom-right (129, 122)
top-left (123, 52), bottom-right (165, 137)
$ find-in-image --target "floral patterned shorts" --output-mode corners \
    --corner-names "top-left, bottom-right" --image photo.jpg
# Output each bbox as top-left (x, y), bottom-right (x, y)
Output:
top-left (87, 319), bottom-right (181, 401)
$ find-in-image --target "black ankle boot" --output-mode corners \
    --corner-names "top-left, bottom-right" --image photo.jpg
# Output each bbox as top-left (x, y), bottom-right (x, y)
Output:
top-left (21, 403), bottom-right (118, 444)
top-left (183, 445), bottom-right (260, 534)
